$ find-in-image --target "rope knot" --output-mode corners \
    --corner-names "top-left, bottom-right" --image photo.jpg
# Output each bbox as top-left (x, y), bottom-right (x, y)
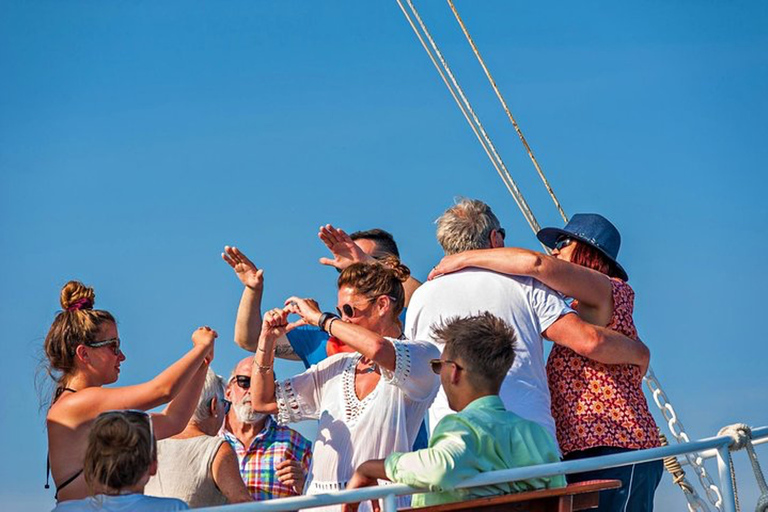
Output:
top-left (718, 423), bottom-right (753, 451)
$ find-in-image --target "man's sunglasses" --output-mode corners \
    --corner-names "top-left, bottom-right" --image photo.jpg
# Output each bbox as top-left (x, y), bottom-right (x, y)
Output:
top-left (233, 375), bottom-right (251, 390)
top-left (429, 358), bottom-right (464, 375)
top-left (554, 237), bottom-right (575, 251)
top-left (85, 337), bottom-right (121, 356)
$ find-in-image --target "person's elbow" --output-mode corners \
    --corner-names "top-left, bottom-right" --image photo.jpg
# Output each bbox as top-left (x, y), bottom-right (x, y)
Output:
top-left (250, 395), bottom-right (278, 414)
top-left (233, 332), bottom-right (257, 352)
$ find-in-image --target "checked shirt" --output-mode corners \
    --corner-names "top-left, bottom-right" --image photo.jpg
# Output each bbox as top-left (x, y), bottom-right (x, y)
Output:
top-left (222, 416), bottom-right (312, 500)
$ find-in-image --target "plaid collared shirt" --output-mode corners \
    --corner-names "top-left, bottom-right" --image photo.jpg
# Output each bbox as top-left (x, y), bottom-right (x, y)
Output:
top-left (222, 416), bottom-right (313, 500)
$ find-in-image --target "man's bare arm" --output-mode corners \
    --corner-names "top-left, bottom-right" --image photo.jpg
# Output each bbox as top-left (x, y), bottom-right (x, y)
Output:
top-left (543, 313), bottom-right (650, 374)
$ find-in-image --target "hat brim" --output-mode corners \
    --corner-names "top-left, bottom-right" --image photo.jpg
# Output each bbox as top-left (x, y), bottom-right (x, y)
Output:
top-left (537, 228), bottom-right (629, 282)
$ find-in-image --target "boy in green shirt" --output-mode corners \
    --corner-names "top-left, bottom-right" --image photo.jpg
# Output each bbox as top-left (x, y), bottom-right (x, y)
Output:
top-left (344, 312), bottom-right (564, 510)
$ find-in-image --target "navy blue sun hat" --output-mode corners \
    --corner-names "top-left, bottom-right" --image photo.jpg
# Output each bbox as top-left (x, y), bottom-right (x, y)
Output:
top-left (536, 213), bottom-right (629, 281)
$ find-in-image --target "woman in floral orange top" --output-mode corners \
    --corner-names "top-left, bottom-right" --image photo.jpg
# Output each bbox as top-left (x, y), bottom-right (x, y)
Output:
top-left (430, 213), bottom-right (663, 512)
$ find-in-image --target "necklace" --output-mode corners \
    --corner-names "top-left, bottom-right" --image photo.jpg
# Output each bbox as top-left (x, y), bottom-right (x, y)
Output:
top-left (359, 357), bottom-right (379, 374)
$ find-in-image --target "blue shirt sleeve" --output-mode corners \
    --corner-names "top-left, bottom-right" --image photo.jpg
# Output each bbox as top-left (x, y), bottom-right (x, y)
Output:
top-left (286, 325), bottom-right (329, 368)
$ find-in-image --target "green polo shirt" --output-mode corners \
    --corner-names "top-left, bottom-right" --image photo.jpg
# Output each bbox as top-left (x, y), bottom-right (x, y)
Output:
top-left (385, 395), bottom-right (565, 508)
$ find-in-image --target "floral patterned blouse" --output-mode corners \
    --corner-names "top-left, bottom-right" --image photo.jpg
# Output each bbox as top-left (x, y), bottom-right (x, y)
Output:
top-left (546, 278), bottom-right (659, 455)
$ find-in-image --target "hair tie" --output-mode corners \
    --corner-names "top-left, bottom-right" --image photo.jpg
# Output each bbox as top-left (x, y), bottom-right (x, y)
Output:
top-left (66, 298), bottom-right (94, 311)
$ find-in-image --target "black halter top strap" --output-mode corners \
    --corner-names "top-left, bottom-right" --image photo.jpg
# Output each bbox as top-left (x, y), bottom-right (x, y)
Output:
top-left (46, 387), bottom-right (81, 498)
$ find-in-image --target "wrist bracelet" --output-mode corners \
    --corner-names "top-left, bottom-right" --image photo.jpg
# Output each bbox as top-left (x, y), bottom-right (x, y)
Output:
top-left (253, 362), bottom-right (273, 374)
top-left (318, 312), bottom-right (340, 332)
top-left (326, 317), bottom-right (339, 337)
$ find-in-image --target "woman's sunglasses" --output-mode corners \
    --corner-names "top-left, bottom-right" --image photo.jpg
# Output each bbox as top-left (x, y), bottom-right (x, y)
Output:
top-left (85, 337), bottom-right (121, 356)
top-left (215, 397), bottom-right (232, 415)
top-left (554, 237), bottom-right (575, 251)
top-left (336, 295), bottom-right (398, 319)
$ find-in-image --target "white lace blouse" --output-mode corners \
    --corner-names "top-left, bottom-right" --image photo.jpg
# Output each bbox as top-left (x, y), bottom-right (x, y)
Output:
top-left (275, 337), bottom-right (440, 510)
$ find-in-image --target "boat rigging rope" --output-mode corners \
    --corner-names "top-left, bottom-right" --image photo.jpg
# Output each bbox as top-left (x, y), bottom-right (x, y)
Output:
top-left (445, 0), bottom-right (568, 223)
top-left (717, 424), bottom-right (768, 512)
top-left (396, 5), bottom-right (733, 508)
top-left (394, 0), bottom-right (544, 239)
top-left (659, 433), bottom-right (713, 511)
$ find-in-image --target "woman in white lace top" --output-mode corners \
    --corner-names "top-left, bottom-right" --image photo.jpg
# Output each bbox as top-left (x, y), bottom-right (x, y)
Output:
top-left (250, 258), bottom-right (441, 511)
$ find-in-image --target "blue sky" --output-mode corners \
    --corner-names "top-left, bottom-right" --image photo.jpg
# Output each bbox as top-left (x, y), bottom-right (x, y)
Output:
top-left (1, 1), bottom-right (766, 509)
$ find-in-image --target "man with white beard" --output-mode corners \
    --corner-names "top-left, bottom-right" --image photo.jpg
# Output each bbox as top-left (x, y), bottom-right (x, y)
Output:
top-left (222, 356), bottom-right (312, 500)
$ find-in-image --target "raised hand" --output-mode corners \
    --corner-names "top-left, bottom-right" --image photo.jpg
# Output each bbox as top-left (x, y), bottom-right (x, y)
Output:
top-left (192, 326), bottom-right (217, 363)
top-left (428, 253), bottom-right (467, 280)
top-left (284, 296), bottom-right (322, 327)
top-left (275, 458), bottom-right (306, 495)
top-left (318, 224), bottom-right (374, 270)
top-left (222, 246), bottom-right (264, 291)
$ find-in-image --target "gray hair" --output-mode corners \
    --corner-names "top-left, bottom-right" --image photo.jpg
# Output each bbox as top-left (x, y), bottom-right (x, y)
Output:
top-left (435, 198), bottom-right (501, 255)
top-left (192, 368), bottom-right (226, 423)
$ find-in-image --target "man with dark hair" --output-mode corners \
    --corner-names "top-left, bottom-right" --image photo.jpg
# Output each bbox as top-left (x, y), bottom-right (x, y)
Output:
top-left (344, 313), bottom-right (565, 509)
top-left (348, 228), bottom-right (400, 259)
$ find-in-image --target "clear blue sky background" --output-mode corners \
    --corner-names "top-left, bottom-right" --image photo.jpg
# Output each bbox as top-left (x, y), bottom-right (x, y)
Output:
top-left (1, 1), bottom-right (766, 509)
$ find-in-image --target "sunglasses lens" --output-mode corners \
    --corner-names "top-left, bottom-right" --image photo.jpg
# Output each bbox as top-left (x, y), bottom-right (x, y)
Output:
top-left (223, 399), bottom-right (232, 414)
top-left (555, 237), bottom-right (572, 250)
top-left (236, 376), bottom-right (251, 389)
top-left (430, 360), bottom-right (442, 374)
top-left (342, 304), bottom-right (355, 318)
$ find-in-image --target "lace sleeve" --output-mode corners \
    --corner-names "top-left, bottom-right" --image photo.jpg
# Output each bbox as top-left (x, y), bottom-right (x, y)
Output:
top-left (381, 338), bottom-right (440, 402)
top-left (274, 366), bottom-right (323, 425)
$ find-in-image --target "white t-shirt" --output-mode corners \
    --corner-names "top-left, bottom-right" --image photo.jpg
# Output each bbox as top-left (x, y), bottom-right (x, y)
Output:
top-left (52, 494), bottom-right (188, 511)
top-left (405, 268), bottom-right (573, 440)
top-left (274, 337), bottom-right (440, 512)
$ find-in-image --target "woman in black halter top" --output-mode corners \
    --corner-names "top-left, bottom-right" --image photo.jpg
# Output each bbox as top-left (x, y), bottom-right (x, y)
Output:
top-left (44, 280), bottom-right (217, 503)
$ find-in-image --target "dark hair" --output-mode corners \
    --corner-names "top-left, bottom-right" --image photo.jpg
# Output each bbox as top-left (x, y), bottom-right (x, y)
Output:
top-left (350, 228), bottom-right (400, 258)
top-left (431, 312), bottom-right (517, 392)
top-left (338, 256), bottom-right (410, 320)
top-left (84, 412), bottom-right (155, 493)
top-left (44, 281), bottom-right (116, 394)
top-left (570, 242), bottom-right (621, 279)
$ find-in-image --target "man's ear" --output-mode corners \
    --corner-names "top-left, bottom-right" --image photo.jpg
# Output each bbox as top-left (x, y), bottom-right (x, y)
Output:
top-left (490, 229), bottom-right (505, 249)
top-left (148, 459), bottom-right (158, 477)
top-left (450, 363), bottom-right (462, 386)
top-left (224, 385), bottom-right (233, 400)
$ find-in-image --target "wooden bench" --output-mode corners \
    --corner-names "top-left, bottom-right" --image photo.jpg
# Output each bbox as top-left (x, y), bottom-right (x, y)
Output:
top-left (399, 479), bottom-right (621, 512)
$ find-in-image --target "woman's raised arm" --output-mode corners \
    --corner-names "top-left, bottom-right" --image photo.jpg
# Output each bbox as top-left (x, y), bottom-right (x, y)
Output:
top-left (430, 248), bottom-right (614, 325)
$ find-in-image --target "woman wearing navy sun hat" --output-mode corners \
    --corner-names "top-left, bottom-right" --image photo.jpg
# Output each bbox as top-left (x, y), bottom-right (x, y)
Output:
top-left (430, 213), bottom-right (663, 512)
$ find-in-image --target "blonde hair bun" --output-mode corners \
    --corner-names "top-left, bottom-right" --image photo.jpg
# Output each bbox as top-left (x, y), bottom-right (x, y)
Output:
top-left (60, 280), bottom-right (96, 311)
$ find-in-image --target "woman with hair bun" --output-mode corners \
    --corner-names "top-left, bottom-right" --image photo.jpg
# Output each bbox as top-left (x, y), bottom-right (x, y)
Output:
top-left (237, 255), bottom-right (440, 512)
top-left (53, 410), bottom-right (188, 511)
top-left (44, 280), bottom-right (217, 503)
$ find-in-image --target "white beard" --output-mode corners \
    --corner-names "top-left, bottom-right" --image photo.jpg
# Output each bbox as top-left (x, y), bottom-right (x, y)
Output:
top-left (233, 395), bottom-right (268, 424)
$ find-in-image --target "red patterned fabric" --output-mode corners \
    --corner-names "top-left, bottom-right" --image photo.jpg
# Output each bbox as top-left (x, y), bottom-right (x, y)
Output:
top-left (546, 278), bottom-right (659, 455)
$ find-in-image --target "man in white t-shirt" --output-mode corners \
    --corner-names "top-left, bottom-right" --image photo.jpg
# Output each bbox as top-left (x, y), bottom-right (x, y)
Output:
top-left (405, 198), bottom-right (650, 440)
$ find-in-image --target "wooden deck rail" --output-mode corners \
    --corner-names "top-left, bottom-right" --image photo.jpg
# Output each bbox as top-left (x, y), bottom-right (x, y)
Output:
top-left (399, 479), bottom-right (621, 512)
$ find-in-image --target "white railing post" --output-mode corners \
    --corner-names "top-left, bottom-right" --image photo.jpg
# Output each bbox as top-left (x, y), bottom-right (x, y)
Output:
top-left (716, 444), bottom-right (736, 512)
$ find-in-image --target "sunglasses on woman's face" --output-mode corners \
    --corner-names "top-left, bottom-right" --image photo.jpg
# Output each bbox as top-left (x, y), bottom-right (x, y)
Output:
top-left (554, 237), bottom-right (575, 251)
top-left (336, 298), bottom-right (374, 319)
top-left (233, 375), bottom-right (251, 390)
top-left (85, 337), bottom-right (121, 356)
top-left (216, 397), bottom-right (232, 415)
top-left (336, 295), bottom-right (398, 319)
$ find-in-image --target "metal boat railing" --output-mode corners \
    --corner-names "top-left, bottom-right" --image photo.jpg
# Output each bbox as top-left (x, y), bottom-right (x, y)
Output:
top-left (197, 425), bottom-right (768, 512)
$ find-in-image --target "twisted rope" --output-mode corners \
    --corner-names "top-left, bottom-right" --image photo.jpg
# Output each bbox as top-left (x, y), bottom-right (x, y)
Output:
top-left (446, 0), bottom-right (568, 223)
